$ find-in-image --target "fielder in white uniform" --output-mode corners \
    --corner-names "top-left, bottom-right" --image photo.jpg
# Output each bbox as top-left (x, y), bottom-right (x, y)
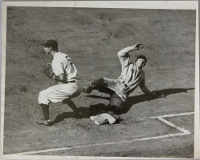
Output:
top-left (84, 44), bottom-right (159, 115)
top-left (36, 40), bottom-right (82, 126)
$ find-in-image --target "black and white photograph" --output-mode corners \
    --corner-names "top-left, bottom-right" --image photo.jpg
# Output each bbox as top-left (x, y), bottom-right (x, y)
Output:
top-left (1, 1), bottom-right (199, 159)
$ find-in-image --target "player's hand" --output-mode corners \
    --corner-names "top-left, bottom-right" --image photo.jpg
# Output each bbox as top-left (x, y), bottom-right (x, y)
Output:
top-left (134, 43), bottom-right (144, 50)
top-left (152, 91), bottom-right (165, 98)
top-left (44, 63), bottom-right (54, 78)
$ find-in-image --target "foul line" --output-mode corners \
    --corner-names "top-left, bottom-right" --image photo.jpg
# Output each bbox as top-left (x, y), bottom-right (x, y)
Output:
top-left (150, 112), bottom-right (194, 119)
top-left (12, 112), bottom-right (194, 155)
top-left (150, 112), bottom-right (194, 135)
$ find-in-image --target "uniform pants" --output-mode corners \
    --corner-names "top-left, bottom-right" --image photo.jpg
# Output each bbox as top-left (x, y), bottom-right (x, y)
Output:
top-left (91, 78), bottom-right (126, 114)
top-left (38, 81), bottom-right (82, 105)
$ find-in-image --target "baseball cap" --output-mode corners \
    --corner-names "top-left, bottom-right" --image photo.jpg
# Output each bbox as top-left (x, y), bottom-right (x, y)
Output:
top-left (43, 40), bottom-right (58, 49)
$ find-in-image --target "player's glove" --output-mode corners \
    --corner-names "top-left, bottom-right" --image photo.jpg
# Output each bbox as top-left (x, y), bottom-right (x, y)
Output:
top-left (44, 63), bottom-right (54, 78)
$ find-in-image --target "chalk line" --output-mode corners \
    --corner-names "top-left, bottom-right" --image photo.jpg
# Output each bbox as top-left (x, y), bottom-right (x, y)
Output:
top-left (150, 112), bottom-right (194, 119)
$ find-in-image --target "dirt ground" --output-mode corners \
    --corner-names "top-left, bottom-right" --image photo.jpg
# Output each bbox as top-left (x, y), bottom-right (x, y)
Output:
top-left (3, 7), bottom-right (196, 158)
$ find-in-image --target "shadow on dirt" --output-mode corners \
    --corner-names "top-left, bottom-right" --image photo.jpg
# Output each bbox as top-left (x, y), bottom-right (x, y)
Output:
top-left (86, 87), bottom-right (194, 114)
top-left (123, 87), bottom-right (194, 113)
top-left (51, 88), bottom-right (194, 125)
top-left (51, 103), bottom-right (108, 125)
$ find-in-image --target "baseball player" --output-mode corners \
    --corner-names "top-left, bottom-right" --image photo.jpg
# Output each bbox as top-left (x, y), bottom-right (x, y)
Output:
top-left (36, 39), bottom-right (82, 126)
top-left (84, 44), bottom-right (161, 116)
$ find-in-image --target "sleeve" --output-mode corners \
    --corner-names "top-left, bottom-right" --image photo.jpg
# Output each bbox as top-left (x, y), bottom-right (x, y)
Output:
top-left (118, 53), bottom-right (131, 68)
top-left (139, 72), bottom-right (146, 88)
top-left (52, 56), bottom-right (69, 76)
top-left (117, 46), bottom-right (137, 67)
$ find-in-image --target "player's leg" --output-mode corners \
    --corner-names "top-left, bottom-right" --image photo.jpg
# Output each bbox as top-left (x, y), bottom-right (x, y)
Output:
top-left (52, 83), bottom-right (82, 116)
top-left (69, 80), bottom-right (83, 98)
top-left (62, 99), bottom-right (81, 116)
top-left (36, 86), bottom-right (57, 126)
top-left (106, 92), bottom-right (125, 115)
top-left (84, 78), bottom-right (116, 94)
top-left (36, 84), bottom-right (77, 126)
top-left (40, 104), bottom-right (50, 120)
top-left (84, 78), bottom-right (102, 93)
top-left (38, 83), bottom-right (78, 104)
top-left (95, 93), bottom-right (124, 124)
top-left (35, 104), bottom-right (51, 126)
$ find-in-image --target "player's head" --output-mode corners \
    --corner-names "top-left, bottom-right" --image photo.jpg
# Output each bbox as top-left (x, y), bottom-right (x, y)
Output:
top-left (43, 40), bottom-right (58, 54)
top-left (135, 55), bottom-right (147, 69)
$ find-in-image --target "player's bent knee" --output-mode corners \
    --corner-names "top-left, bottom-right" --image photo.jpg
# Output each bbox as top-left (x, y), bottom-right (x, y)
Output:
top-left (39, 90), bottom-right (45, 98)
top-left (91, 78), bottom-right (105, 85)
top-left (38, 90), bottom-right (48, 105)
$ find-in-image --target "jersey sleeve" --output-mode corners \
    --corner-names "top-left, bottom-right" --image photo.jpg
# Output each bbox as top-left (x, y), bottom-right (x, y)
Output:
top-left (118, 53), bottom-right (131, 68)
top-left (52, 55), bottom-right (69, 76)
top-left (139, 72), bottom-right (146, 88)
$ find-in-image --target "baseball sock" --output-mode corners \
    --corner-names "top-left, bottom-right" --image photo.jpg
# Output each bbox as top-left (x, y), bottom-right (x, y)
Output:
top-left (40, 104), bottom-right (50, 120)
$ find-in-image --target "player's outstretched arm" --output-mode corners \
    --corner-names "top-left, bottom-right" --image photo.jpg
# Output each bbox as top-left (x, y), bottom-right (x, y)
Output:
top-left (139, 79), bottom-right (159, 98)
top-left (141, 86), bottom-right (158, 98)
top-left (117, 43), bottom-right (144, 57)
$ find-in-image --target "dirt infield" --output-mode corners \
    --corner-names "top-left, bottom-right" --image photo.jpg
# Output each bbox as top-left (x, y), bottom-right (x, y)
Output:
top-left (3, 6), bottom-right (195, 158)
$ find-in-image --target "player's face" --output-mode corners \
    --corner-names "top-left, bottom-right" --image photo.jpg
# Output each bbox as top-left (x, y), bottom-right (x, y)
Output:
top-left (44, 47), bottom-right (51, 55)
top-left (135, 58), bottom-right (146, 69)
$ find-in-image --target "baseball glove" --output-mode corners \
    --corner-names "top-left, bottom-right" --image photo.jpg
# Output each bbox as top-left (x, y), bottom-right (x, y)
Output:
top-left (44, 63), bottom-right (54, 78)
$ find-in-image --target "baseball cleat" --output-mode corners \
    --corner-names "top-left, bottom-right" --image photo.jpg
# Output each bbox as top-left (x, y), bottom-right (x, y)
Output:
top-left (83, 86), bottom-right (93, 94)
top-left (35, 119), bottom-right (51, 126)
top-left (106, 111), bottom-right (120, 120)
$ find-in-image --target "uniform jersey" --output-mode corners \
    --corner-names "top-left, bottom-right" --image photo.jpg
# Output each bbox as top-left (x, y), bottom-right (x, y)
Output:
top-left (52, 52), bottom-right (77, 82)
top-left (38, 52), bottom-right (82, 105)
top-left (101, 52), bottom-right (145, 102)
top-left (117, 53), bottom-right (145, 95)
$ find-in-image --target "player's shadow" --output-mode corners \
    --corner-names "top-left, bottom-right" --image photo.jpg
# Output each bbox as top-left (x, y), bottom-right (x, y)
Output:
top-left (123, 87), bottom-right (194, 113)
top-left (51, 103), bottom-right (108, 125)
top-left (85, 87), bottom-right (194, 114)
top-left (51, 87), bottom-right (194, 125)
top-left (51, 112), bottom-right (82, 125)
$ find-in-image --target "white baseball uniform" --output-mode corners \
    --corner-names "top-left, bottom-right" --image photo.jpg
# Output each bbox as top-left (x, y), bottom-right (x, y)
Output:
top-left (38, 52), bottom-right (82, 105)
top-left (101, 52), bottom-right (145, 102)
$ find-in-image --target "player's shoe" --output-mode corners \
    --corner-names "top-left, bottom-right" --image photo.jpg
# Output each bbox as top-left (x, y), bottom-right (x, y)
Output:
top-left (107, 111), bottom-right (120, 120)
top-left (35, 119), bottom-right (51, 126)
top-left (83, 86), bottom-right (94, 94)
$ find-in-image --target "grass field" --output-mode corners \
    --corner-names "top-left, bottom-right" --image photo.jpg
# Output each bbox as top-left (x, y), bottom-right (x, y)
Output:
top-left (2, 4), bottom-right (196, 158)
